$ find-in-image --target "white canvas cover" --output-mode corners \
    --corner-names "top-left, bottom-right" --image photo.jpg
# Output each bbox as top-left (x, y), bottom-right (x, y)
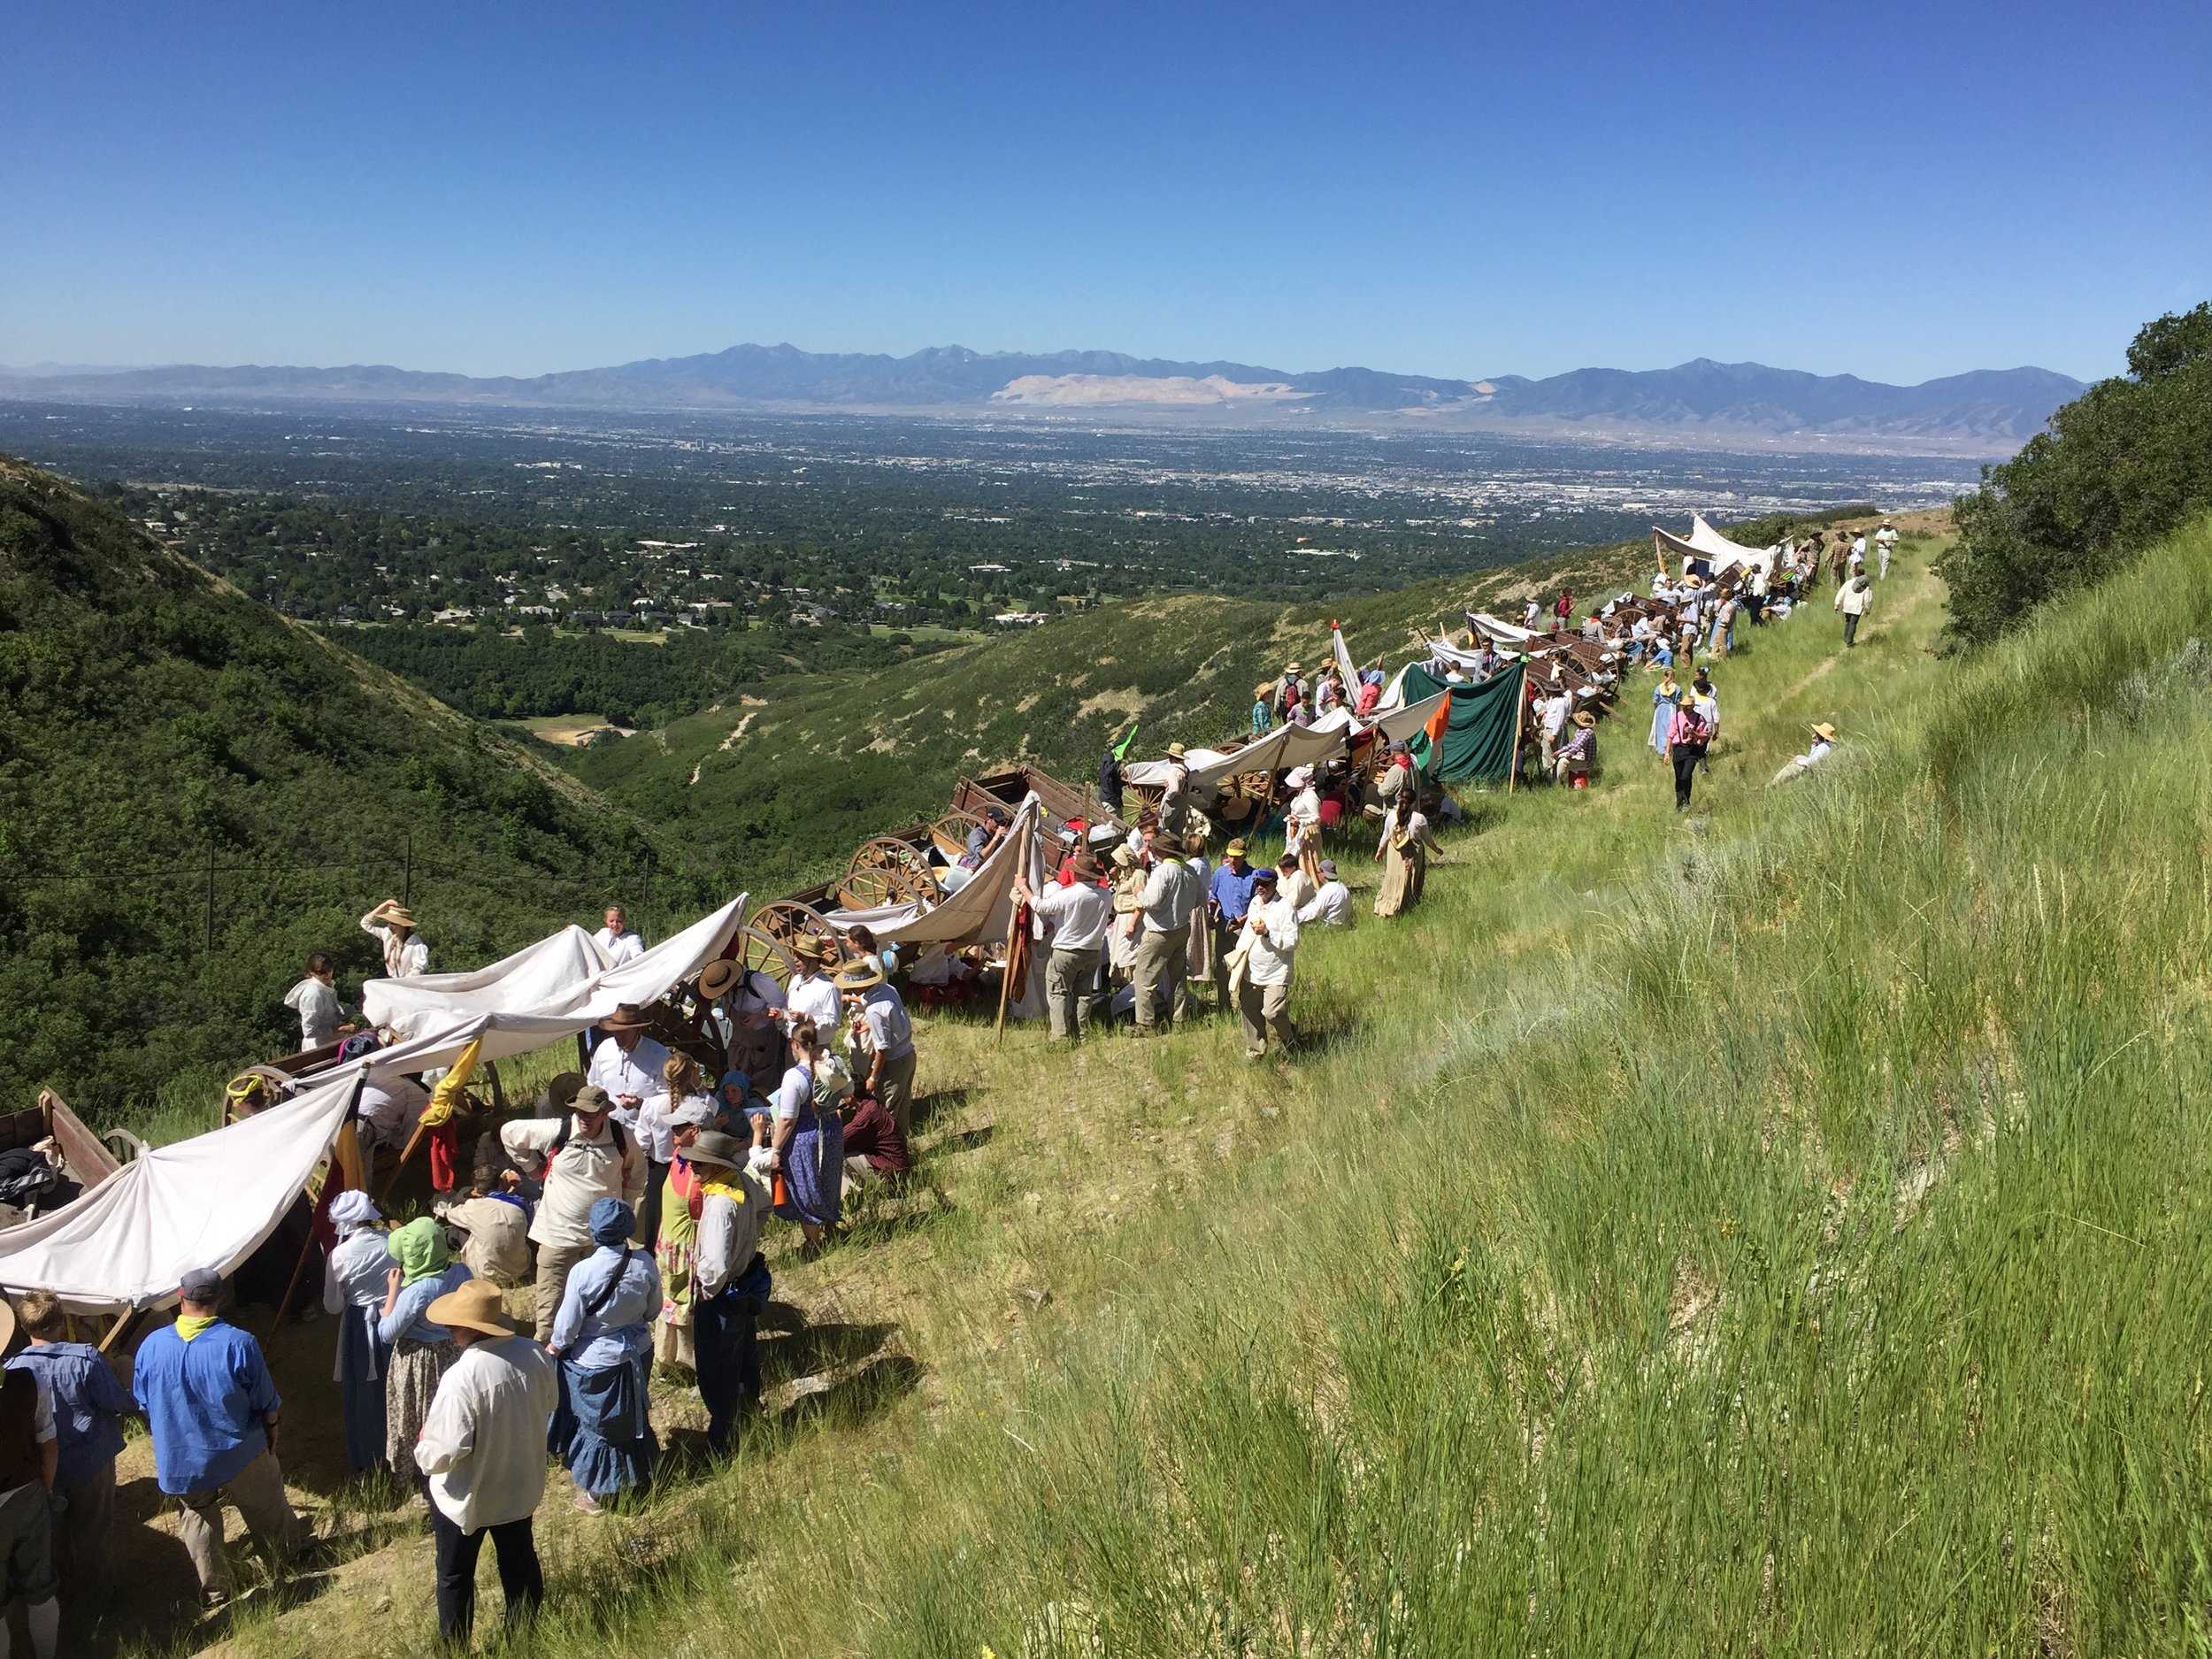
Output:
top-left (362, 925), bottom-right (610, 1040)
top-left (826, 796), bottom-right (1042, 949)
top-left (0, 1071), bottom-right (361, 1310)
top-left (1467, 611), bottom-right (1542, 644)
top-left (1124, 711), bottom-right (1356, 795)
top-left (1371, 689), bottom-right (1450, 744)
top-left (1655, 514), bottom-right (1778, 579)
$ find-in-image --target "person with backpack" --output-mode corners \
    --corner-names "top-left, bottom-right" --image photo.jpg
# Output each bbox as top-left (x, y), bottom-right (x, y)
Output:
top-left (500, 1085), bottom-right (649, 1343)
top-left (1666, 695), bottom-right (1712, 810)
top-left (548, 1198), bottom-right (661, 1513)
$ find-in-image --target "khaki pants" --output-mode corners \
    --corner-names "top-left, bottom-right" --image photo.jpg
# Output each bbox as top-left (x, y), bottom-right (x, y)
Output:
top-left (1237, 977), bottom-right (1294, 1057)
top-left (176, 1449), bottom-right (301, 1597)
top-left (532, 1236), bottom-right (593, 1343)
top-left (1210, 920), bottom-right (1242, 1008)
top-left (874, 1048), bottom-right (918, 1135)
top-left (1044, 947), bottom-right (1099, 1041)
top-left (1132, 928), bottom-right (1188, 1031)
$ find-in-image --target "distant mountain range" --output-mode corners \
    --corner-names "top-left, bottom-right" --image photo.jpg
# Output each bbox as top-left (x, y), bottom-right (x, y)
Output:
top-left (0, 344), bottom-right (2085, 451)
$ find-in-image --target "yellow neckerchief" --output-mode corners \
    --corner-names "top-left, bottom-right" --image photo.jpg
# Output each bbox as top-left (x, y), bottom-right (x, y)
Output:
top-left (699, 1175), bottom-right (749, 1204)
top-left (176, 1314), bottom-right (219, 1341)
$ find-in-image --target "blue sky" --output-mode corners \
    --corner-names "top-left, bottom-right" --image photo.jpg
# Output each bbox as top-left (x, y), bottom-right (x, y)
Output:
top-left (4, 0), bottom-right (2206, 384)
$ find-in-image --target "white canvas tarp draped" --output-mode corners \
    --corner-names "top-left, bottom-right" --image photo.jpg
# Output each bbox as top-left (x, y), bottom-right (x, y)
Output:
top-left (1371, 689), bottom-right (1450, 744)
top-left (1124, 710), bottom-right (1359, 794)
top-left (827, 796), bottom-right (1042, 949)
top-left (345, 895), bottom-right (752, 1080)
top-left (1655, 514), bottom-right (1778, 578)
top-left (363, 925), bottom-right (610, 1040)
top-left (0, 1072), bottom-right (361, 1310)
top-left (1467, 611), bottom-right (1542, 644)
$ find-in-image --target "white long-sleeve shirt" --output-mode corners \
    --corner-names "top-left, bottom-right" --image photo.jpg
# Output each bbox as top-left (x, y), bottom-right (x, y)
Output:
top-left (499, 1114), bottom-right (648, 1248)
top-left (281, 978), bottom-right (345, 1046)
top-left (694, 1169), bottom-right (773, 1298)
top-left (586, 1034), bottom-right (671, 1141)
top-left (1237, 896), bottom-right (1301, 987)
top-left (1296, 880), bottom-right (1352, 926)
top-left (593, 926), bottom-right (645, 966)
top-left (414, 1336), bottom-right (560, 1533)
top-left (1033, 879), bottom-right (1113, 952)
top-left (785, 971), bottom-right (841, 1033)
top-left (1138, 856), bottom-right (1202, 935)
top-left (360, 911), bottom-right (428, 979)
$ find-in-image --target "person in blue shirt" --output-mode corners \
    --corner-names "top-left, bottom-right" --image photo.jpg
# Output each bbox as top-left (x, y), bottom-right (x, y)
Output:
top-left (1207, 838), bottom-right (1262, 1009)
top-left (131, 1268), bottom-right (304, 1607)
top-left (7, 1291), bottom-right (132, 1589)
top-left (549, 1198), bottom-right (662, 1512)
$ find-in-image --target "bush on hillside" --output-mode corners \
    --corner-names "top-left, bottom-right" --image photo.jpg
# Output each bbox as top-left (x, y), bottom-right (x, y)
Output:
top-left (1944, 303), bottom-right (2212, 644)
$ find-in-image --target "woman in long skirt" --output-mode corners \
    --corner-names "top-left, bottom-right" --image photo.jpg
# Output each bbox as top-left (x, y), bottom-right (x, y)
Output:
top-left (770, 1023), bottom-right (845, 1250)
top-left (549, 1198), bottom-right (662, 1512)
top-left (321, 1189), bottom-right (391, 1476)
top-left (655, 1148), bottom-right (703, 1371)
top-left (1650, 671), bottom-right (1683, 756)
top-left (378, 1215), bottom-right (471, 1481)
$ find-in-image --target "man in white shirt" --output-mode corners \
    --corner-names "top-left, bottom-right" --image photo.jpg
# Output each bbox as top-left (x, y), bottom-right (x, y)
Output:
top-left (1016, 853), bottom-right (1112, 1042)
top-left (592, 905), bottom-right (644, 966)
top-left (1875, 520), bottom-right (1898, 578)
top-left (780, 938), bottom-right (843, 1034)
top-left (414, 1279), bottom-right (559, 1649)
top-left (280, 954), bottom-right (348, 1048)
top-left (679, 1133), bottom-right (773, 1449)
top-left (1233, 869), bottom-right (1300, 1060)
top-left (355, 1073), bottom-right (430, 1165)
top-left (1539, 685), bottom-right (1571, 772)
top-left (584, 1004), bottom-right (672, 1145)
top-left (1296, 859), bottom-right (1352, 927)
top-left (1132, 833), bottom-right (1202, 1033)
top-left (359, 900), bottom-right (428, 979)
top-left (499, 1085), bottom-right (648, 1341)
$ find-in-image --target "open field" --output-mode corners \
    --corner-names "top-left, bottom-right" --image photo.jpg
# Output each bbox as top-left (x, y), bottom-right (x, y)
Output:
top-left (518, 713), bottom-right (632, 747)
top-left (170, 514), bottom-right (2212, 1657)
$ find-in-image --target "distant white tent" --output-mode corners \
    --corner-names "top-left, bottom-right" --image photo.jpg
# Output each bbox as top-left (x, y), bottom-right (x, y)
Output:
top-left (1655, 514), bottom-right (1778, 579)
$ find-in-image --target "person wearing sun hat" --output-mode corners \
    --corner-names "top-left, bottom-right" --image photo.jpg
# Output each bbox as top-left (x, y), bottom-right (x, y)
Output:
top-left (835, 956), bottom-right (918, 1133)
top-left (1250, 680), bottom-right (1274, 736)
top-left (678, 1132), bottom-right (773, 1450)
top-left (549, 1198), bottom-right (661, 1512)
top-left (780, 934), bottom-right (843, 1034)
top-left (359, 896), bottom-right (428, 978)
top-left (413, 1278), bottom-right (559, 1647)
top-left (500, 1084), bottom-right (648, 1342)
top-left (1770, 722), bottom-right (1840, 787)
top-left (1015, 849), bottom-right (1113, 1041)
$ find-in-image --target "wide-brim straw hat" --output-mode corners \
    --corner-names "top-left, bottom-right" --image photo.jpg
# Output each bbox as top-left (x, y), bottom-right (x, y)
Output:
top-left (696, 959), bottom-right (742, 1000)
top-left (1286, 662), bottom-right (1302, 673)
top-left (426, 1279), bottom-right (522, 1340)
top-left (370, 901), bottom-right (419, 930)
top-left (1811, 722), bottom-right (1838, 741)
top-left (1225, 838), bottom-right (1249, 856)
top-left (833, 958), bottom-right (886, 993)
top-left (1254, 682), bottom-right (1272, 700)
top-left (1166, 742), bottom-right (1187, 759)
top-left (598, 1002), bottom-right (657, 1033)
top-left (1573, 710), bottom-right (1596, 728)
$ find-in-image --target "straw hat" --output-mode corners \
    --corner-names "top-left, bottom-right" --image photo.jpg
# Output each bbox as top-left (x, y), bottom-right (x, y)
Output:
top-left (1811, 722), bottom-right (1838, 741)
top-left (368, 901), bottom-right (418, 930)
top-left (1572, 710), bottom-right (1595, 728)
top-left (425, 1279), bottom-right (522, 1340)
top-left (599, 1002), bottom-right (656, 1033)
top-left (685, 1130), bottom-right (748, 1173)
top-left (696, 959), bottom-right (742, 1000)
top-left (1225, 837), bottom-right (1249, 856)
top-left (833, 958), bottom-right (886, 993)
top-left (1166, 741), bottom-right (1187, 760)
top-left (1286, 661), bottom-right (1302, 673)
top-left (1254, 682), bottom-right (1272, 700)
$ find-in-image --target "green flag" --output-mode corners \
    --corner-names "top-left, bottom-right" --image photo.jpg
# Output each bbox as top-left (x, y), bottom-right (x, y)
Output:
top-left (1113, 719), bottom-right (1141, 760)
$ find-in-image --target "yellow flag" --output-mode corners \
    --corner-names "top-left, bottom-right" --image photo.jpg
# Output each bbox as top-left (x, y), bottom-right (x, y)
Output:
top-left (419, 1037), bottom-right (481, 1128)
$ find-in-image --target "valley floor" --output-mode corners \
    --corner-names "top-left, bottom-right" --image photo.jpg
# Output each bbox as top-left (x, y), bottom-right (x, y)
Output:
top-left (99, 518), bottom-right (2212, 1656)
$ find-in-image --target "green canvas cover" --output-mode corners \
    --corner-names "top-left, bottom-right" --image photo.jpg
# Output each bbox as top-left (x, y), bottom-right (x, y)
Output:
top-left (1398, 661), bottom-right (1526, 783)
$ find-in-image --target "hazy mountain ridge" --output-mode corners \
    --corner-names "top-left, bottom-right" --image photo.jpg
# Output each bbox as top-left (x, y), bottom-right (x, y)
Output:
top-left (0, 344), bottom-right (2084, 449)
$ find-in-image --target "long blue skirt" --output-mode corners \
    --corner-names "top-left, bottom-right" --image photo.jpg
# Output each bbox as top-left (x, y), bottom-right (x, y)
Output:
top-left (773, 1110), bottom-right (845, 1228)
top-left (553, 1351), bottom-right (657, 1500)
top-left (335, 1303), bottom-right (388, 1474)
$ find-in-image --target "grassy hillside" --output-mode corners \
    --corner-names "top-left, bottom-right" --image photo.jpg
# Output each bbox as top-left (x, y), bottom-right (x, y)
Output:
top-left (0, 457), bottom-right (703, 1120)
top-left (565, 536), bottom-right (1665, 894)
top-left (189, 509), bottom-right (2212, 1658)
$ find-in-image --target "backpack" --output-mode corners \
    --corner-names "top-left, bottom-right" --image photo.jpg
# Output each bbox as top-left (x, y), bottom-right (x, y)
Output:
top-left (542, 1113), bottom-right (627, 1180)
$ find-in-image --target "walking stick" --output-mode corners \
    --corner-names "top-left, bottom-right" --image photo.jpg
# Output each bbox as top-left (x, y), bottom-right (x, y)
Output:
top-left (994, 901), bottom-right (1027, 1046)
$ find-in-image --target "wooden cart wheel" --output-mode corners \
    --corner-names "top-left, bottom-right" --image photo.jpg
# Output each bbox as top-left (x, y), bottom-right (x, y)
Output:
top-left (1125, 782), bottom-right (1164, 814)
top-left (747, 898), bottom-right (836, 959)
top-left (836, 864), bottom-right (927, 913)
top-left (849, 835), bottom-right (938, 890)
top-left (735, 923), bottom-right (801, 988)
top-left (931, 810), bottom-right (984, 862)
top-left (1229, 767), bottom-right (1276, 802)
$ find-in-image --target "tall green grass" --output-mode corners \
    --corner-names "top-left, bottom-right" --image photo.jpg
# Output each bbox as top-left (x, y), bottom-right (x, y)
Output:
top-left (226, 523), bottom-right (2212, 1657)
